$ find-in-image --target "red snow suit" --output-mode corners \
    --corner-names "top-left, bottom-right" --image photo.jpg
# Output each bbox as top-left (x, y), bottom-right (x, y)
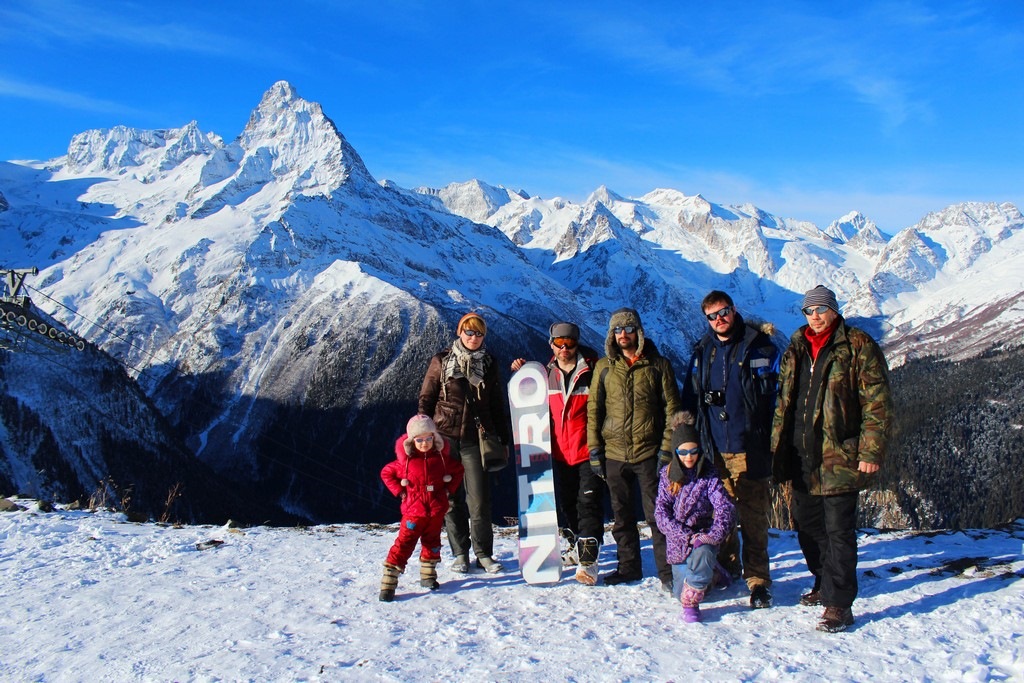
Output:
top-left (381, 434), bottom-right (464, 567)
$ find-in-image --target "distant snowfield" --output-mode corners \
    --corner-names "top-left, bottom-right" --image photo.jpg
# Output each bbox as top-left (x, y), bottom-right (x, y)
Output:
top-left (1, 501), bottom-right (1022, 682)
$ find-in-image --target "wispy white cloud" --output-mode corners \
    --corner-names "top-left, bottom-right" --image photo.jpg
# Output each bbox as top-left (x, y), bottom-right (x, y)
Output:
top-left (0, 0), bottom-right (265, 58)
top-left (553, 3), bottom-right (945, 131)
top-left (0, 76), bottom-right (144, 115)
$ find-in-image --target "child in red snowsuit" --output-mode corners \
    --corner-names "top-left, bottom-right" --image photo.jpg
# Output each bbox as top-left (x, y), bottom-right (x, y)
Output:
top-left (379, 415), bottom-right (464, 601)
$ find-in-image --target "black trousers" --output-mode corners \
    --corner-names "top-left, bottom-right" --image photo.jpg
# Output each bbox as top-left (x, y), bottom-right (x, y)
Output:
top-left (445, 439), bottom-right (494, 560)
top-left (790, 488), bottom-right (859, 608)
top-left (605, 458), bottom-right (669, 582)
top-left (553, 458), bottom-right (606, 542)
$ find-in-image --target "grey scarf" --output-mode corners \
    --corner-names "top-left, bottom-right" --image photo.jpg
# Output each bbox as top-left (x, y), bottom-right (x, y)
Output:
top-left (441, 339), bottom-right (489, 399)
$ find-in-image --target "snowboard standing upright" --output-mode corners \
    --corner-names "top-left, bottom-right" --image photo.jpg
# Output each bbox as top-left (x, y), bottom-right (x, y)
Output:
top-left (507, 361), bottom-right (561, 584)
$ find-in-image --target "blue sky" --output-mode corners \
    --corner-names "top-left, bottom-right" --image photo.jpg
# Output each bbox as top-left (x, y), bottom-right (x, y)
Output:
top-left (1, 0), bottom-right (1021, 232)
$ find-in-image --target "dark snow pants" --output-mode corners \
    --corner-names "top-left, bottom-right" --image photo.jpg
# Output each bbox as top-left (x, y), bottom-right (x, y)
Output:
top-left (716, 450), bottom-right (772, 589)
top-left (445, 438), bottom-right (494, 560)
top-left (790, 488), bottom-right (859, 608)
top-left (605, 457), bottom-right (670, 582)
top-left (554, 458), bottom-right (606, 542)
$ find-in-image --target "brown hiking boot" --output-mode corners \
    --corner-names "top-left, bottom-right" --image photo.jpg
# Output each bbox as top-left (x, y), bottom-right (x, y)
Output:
top-left (800, 589), bottom-right (822, 606)
top-left (816, 606), bottom-right (854, 633)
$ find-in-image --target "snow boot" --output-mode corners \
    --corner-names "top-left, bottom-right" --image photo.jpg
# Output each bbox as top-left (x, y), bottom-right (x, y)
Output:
top-left (749, 584), bottom-right (772, 609)
top-left (800, 589), bottom-right (822, 606)
top-left (800, 580), bottom-right (823, 606)
top-left (604, 568), bottom-right (643, 586)
top-left (419, 559), bottom-right (440, 590)
top-left (560, 528), bottom-right (579, 567)
top-left (817, 606), bottom-right (854, 633)
top-left (450, 555), bottom-right (470, 573)
top-left (379, 562), bottom-right (401, 602)
top-left (680, 582), bottom-right (706, 623)
top-left (575, 537), bottom-right (600, 585)
top-left (476, 556), bottom-right (504, 573)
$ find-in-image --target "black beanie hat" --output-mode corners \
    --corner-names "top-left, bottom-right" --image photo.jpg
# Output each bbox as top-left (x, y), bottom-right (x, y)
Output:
top-left (671, 421), bottom-right (699, 449)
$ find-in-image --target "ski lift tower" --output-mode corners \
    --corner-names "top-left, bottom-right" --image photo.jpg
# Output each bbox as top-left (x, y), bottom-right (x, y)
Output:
top-left (0, 266), bottom-right (86, 352)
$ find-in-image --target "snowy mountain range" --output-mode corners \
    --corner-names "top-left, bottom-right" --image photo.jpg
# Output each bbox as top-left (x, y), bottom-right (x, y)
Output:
top-left (2, 81), bottom-right (1022, 522)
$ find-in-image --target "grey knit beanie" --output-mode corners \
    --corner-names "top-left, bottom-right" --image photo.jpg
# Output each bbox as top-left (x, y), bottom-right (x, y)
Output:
top-left (802, 285), bottom-right (839, 313)
top-left (549, 322), bottom-right (580, 341)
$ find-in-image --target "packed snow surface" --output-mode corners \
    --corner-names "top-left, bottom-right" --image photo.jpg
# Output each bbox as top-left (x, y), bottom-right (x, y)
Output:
top-left (1, 501), bottom-right (1022, 681)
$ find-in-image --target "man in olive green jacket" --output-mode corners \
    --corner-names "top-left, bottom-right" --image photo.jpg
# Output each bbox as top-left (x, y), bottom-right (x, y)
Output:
top-left (588, 307), bottom-right (682, 589)
top-left (771, 285), bottom-right (893, 633)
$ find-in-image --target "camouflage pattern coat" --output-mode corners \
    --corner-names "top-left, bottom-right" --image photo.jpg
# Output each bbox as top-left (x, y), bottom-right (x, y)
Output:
top-left (770, 318), bottom-right (893, 496)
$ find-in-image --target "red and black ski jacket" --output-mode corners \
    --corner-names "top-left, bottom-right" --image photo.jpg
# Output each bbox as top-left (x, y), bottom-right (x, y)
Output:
top-left (547, 346), bottom-right (598, 466)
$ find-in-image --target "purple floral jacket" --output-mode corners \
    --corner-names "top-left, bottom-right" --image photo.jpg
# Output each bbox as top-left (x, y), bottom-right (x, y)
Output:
top-left (654, 460), bottom-right (737, 565)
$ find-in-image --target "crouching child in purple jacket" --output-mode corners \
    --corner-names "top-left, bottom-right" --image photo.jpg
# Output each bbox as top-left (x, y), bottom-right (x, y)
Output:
top-left (655, 414), bottom-right (737, 623)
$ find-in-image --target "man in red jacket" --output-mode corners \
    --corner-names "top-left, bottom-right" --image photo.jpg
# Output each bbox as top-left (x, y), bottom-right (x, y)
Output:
top-left (512, 322), bottom-right (605, 585)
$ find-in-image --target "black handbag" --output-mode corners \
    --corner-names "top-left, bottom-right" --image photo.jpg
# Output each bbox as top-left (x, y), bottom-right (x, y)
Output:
top-left (465, 386), bottom-right (508, 472)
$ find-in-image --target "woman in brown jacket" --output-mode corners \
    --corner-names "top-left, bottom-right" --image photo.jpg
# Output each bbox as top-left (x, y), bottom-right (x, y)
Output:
top-left (418, 312), bottom-right (510, 574)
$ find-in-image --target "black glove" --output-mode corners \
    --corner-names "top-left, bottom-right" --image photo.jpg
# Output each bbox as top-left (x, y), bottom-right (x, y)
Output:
top-left (589, 448), bottom-right (606, 480)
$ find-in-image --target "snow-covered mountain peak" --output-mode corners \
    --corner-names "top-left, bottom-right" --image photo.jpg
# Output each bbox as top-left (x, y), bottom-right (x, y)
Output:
top-left (586, 185), bottom-right (625, 206)
top-left (826, 211), bottom-right (873, 243)
top-left (919, 201), bottom-right (1023, 238)
top-left (419, 179), bottom-right (523, 223)
top-left (639, 187), bottom-right (704, 210)
top-left (64, 123), bottom-right (217, 175)
top-left (824, 210), bottom-right (887, 258)
top-left (906, 201), bottom-right (1024, 273)
top-left (234, 80), bottom-right (375, 195)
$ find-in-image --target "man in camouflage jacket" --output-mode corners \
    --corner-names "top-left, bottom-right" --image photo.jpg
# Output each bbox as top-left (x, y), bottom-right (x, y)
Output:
top-left (771, 285), bottom-right (893, 633)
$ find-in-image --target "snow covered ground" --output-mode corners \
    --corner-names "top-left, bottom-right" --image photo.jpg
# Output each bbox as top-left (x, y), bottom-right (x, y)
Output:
top-left (1, 500), bottom-right (1022, 682)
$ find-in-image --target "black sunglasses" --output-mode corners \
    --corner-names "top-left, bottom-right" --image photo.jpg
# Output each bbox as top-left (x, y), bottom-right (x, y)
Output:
top-left (705, 306), bottom-right (732, 321)
top-left (613, 325), bottom-right (637, 334)
top-left (462, 329), bottom-right (485, 337)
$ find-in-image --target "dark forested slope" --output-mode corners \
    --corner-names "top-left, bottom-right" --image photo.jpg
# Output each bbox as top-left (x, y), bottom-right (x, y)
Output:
top-left (882, 346), bottom-right (1024, 528)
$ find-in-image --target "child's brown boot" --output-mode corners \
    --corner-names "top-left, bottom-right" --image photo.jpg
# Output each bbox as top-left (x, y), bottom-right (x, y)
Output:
top-left (420, 559), bottom-right (440, 590)
top-left (379, 562), bottom-right (401, 602)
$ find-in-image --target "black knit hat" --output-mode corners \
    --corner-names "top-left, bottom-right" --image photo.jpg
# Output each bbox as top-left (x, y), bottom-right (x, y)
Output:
top-left (671, 421), bottom-right (700, 449)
